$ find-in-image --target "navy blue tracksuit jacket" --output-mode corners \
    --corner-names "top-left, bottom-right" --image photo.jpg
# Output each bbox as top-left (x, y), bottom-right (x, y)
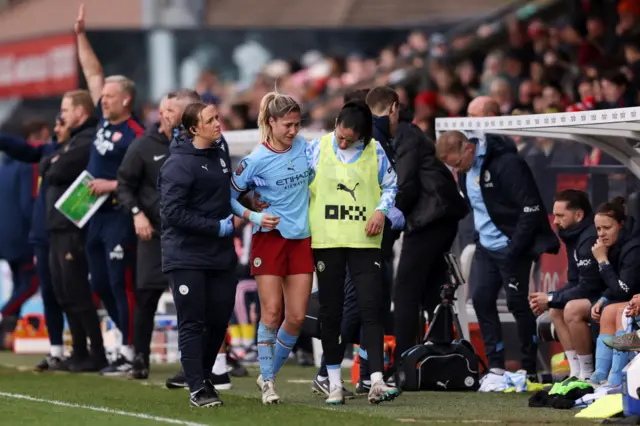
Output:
top-left (458, 135), bottom-right (560, 260)
top-left (549, 216), bottom-right (605, 308)
top-left (158, 134), bottom-right (236, 273)
top-left (0, 134), bottom-right (62, 342)
top-left (0, 149), bottom-right (39, 317)
top-left (599, 217), bottom-right (640, 303)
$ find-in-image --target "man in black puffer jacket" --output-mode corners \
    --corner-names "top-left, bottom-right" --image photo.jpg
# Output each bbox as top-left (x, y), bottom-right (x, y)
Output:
top-left (437, 130), bottom-right (559, 380)
top-left (367, 86), bottom-right (469, 359)
top-left (529, 190), bottom-right (604, 380)
top-left (42, 90), bottom-right (108, 373)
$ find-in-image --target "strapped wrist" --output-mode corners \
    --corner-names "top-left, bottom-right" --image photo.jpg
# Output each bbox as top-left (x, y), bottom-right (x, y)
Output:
top-left (248, 211), bottom-right (263, 225)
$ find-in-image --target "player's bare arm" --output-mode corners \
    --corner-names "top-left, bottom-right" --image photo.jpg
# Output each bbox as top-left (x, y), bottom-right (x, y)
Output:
top-left (75, 3), bottom-right (104, 104)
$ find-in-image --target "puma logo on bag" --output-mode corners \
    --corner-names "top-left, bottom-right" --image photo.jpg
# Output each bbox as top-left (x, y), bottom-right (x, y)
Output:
top-left (436, 380), bottom-right (449, 389)
top-left (336, 182), bottom-right (359, 201)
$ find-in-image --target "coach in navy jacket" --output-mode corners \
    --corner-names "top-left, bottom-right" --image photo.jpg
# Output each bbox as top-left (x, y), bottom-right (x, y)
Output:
top-left (158, 133), bottom-right (236, 273)
top-left (158, 117), bottom-right (238, 402)
top-left (437, 130), bottom-right (559, 377)
top-left (455, 134), bottom-right (560, 260)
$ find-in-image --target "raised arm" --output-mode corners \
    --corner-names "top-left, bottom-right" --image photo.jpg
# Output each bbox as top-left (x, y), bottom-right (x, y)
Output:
top-left (0, 134), bottom-right (47, 163)
top-left (75, 4), bottom-right (104, 104)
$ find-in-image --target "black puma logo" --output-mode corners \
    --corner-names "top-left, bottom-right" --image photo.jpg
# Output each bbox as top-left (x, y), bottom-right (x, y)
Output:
top-left (336, 183), bottom-right (359, 201)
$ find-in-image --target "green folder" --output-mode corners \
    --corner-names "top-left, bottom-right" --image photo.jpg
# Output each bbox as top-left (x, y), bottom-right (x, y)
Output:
top-left (54, 170), bottom-right (108, 229)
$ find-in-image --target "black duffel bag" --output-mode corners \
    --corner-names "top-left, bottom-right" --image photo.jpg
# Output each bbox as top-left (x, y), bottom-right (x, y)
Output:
top-left (398, 340), bottom-right (483, 392)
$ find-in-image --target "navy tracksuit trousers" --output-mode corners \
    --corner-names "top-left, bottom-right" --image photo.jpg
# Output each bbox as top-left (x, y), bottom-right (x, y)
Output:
top-left (86, 210), bottom-right (136, 346)
top-left (1, 255), bottom-right (39, 320)
top-left (170, 268), bottom-right (238, 392)
top-left (471, 245), bottom-right (538, 374)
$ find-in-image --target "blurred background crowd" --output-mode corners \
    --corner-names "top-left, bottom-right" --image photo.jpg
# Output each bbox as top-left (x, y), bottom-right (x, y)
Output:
top-left (3, 0), bottom-right (638, 209)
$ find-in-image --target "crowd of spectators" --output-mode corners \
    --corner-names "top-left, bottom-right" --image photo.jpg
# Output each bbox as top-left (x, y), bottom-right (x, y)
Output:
top-left (138, 1), bottom-right (639, 134)
top-left (135, 0), bottom-right (640, 209)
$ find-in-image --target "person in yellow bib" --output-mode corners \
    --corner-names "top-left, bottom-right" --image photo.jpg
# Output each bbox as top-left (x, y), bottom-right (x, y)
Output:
top-left (306, 100), bottom-right (403, 405)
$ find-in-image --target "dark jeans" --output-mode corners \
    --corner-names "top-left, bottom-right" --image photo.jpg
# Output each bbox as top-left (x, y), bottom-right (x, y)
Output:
top-left (50, 231), bottom-right (104, 357)
top-left (133, 238), bottom-right (168, 367)
top-left (33, 244), bottom-right (64, 346)
top-left (169, 268), bottom-right (238, 392)
top-left (314, 248), bottom-right (385, 374)
top-left (471, 245), bottom-right (537, 374)
top-left (394, 220), bottom-right (458, 357)
top-left (133, 288), bottom-right (164, 367)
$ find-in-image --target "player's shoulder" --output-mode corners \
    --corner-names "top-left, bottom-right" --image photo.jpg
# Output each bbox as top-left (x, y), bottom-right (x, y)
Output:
top-left (124, 117), bottom-right (145, 138)
top-left (245, 143), bottom-right (270, 161)
top-left (372, 139), bottom-right (386, 153)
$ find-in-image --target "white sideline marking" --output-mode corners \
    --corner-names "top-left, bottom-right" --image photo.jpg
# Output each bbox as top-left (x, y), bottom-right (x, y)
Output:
top-left (287, 379), bottom-right (313, 384)
top-left (0, 392), bottom-right (207, 426)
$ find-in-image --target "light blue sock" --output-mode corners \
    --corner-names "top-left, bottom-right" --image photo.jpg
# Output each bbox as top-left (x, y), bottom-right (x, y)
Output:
top-left (257, 322), bottom-right (277, 381)
top-left (591, 333), bottom-right (613, 383)
top-left (609, 331), bottom-right (631, 385)
top-left (359, 348), bottom-right (370, 382)
top-left (273, 327), bottom-right (298, 375)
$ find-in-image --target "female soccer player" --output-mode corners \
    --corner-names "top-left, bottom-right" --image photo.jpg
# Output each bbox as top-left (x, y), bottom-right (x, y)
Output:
top-left (306, 100), bottom-right (401, 405)
top-left (158, 102), bottom-right (237, 408)
top-left (230, 92), bottom-right (314, 405)
top-left (589, 197), bottom-right (640, 385)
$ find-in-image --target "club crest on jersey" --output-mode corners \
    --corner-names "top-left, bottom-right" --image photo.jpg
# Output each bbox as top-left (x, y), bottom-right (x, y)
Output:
top-left (94, 127), bottom-right (114, 155)
top-left (236, 159), bottom-right (248, 176)
top-left (112, 131), bottom-right (123, 142)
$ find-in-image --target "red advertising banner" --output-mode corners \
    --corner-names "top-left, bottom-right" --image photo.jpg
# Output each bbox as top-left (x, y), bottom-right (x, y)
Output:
top-left (0, 33), bottom-right (77, 99)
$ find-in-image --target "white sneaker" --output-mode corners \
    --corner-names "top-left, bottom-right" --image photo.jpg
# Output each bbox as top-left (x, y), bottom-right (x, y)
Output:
top-left (368, 380), bottom-right (400, 404)
top-left (256, 374), bottom-right (264, 390)
top-left (478, 368), bottom-right (507, 392)
top-left (326, 384), bottom-right (345, 405)
top-left (261, 380), bottom-right (280, 405)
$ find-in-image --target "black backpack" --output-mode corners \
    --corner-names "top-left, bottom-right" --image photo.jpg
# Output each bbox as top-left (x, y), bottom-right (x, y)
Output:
top-left (398, 339), bottom-right (484, 392)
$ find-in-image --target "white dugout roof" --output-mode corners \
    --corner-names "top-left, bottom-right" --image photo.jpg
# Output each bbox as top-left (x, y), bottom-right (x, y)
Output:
top-left (435, 106), bottom-right (640, 179)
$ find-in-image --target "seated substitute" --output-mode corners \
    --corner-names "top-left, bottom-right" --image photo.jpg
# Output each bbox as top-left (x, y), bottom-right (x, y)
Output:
top-left (589, 197), bottom-right (640, 385)
top-left (529, 190), bottom-right (605, 380)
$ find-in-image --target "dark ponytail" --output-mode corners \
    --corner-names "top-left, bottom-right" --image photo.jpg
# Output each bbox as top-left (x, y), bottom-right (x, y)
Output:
top-left (595, 196), bottom-right (627, 224)
top-left (336, 100), bottom-right (373, 145)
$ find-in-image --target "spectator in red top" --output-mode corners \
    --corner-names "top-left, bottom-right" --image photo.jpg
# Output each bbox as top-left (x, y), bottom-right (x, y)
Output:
top-left (566, 76), bottom-right (596, 112)
top-left (413, 90), bottom-right (440, 139)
